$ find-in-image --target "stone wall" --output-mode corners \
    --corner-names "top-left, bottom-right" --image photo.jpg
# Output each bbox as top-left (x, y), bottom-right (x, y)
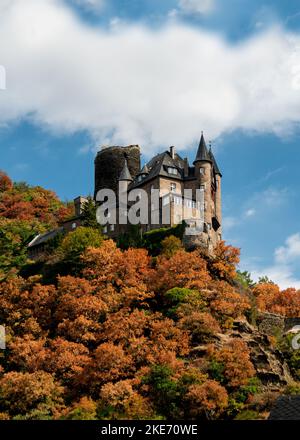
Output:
top-left (94, 145), bottom-right (141, 197)
top-left (257, 312), bottom-right (300, 336)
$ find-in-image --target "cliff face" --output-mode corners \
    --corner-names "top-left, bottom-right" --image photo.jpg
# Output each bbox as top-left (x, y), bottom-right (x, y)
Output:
top-left (228, 319), bottom-right (294, 388)
top-left (94, 145), bottom-right (141, 197)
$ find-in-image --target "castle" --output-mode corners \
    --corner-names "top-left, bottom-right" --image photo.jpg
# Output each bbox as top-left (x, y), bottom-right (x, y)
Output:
top-left (94, 133), bottom-right (222, 252)
top-left (28, 133), bottom-right (222, 258)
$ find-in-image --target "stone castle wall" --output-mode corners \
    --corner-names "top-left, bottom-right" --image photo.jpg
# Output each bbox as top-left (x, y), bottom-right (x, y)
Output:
top-left (94, 145), bottom-right (141, 197)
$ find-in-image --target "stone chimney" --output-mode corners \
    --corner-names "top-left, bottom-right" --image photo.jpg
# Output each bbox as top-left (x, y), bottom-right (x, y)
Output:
top-left (170, 146), bottom-right (175, 160)
top-left (184, 158), bottom-right (189, 177)
top-left (74, 196), bottom-right (88, 217)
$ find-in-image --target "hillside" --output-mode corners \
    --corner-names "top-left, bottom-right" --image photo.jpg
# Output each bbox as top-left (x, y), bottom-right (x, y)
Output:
top-left (0, 170), bottom-right (300, 420)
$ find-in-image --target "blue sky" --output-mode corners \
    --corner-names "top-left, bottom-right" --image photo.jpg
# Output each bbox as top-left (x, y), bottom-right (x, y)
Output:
top-left (1, 0), bottom-right (300, 287)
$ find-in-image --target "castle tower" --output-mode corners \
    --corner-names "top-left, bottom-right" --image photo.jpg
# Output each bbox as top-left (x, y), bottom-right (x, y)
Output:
top-left (209, 146), bottom-right (222, 240)
top-left (94, 145), bottom-right (140, 198)
top-left (193, 132), bottom-right (213, 230)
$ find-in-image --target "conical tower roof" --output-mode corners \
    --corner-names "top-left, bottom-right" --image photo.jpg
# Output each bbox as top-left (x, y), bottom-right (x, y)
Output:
top-left (118, 158), bottom-right (133, 181)
top-left (194, 132), bottom-right (212, 164)
top-left (209, 147), bottom-right (222, 177)
top-left (138, 164), bottom-right (149, 175)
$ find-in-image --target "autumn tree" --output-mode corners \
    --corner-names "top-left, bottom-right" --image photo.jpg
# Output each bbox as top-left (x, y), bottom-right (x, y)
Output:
top-left (208, 241), bottom-right (240, 281)
top-left (0, 371), bottom-right (64, 419)
top-left (161, 235), bottom-right (183, 258)
top-left (185, 380), bottom-right (228, 419)
top-left (0, 171), bottom-right (13, 192)
top-left (207, 340), bottom-right (255, 388)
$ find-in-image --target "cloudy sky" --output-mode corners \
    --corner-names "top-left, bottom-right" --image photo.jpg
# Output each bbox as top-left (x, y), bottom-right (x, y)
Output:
top-left (1, 0), bottom-right (300, 287)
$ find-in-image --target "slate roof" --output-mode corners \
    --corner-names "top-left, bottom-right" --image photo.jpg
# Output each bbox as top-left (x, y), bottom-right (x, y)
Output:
top-left (209, 148), bottom-right (222, 176)
top-left (118, 159), bottom-right (133, 181)
top-left (130, 150), bottom-right (186, 189)
top-left (268, 396), bottom-right (300, 420)
top-left (138, 164), bottom-right (149, 175)
top-left (28, 227), bottom-right (64, 248)
top-left (129, 135), bottom-right (221, 188)
top-left (194, 133), bottom-right (212, 164)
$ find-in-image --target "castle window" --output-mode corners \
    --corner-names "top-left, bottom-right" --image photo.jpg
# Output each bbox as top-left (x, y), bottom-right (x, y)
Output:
top-left (168, 167), bottom-right (178, 175)
top-left (200, 167), bottom-right (205, 175)
top-left (170, 183), bottom-right (176, 192)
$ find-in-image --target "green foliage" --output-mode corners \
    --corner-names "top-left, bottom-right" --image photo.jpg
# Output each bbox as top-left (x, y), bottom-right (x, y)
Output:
top-left (81, 197), bottom-right (100, 229)
top-left (163, 287), bottom-right (203, 319)
top-left (208, 360), bottom-right (225, 383)
top-left (161, 235), bottom-right (182, 258)
top-left (143, 222), bottom-right (186, 256)
top-left (236, 270), bottom-right (255, 288)
top-left (164, 287), bottom-right (197, 305)
top-left (235, 377), bottom-right (261, 403)
top-left (234, 410), bottom-right (261, 420)
top-left (142, 365), bottom-right (179, 417)
top-left (59, 226), bottom-right (103, 264)
top-left (0, 219), bottom-right (45, 278)
top-left (277, 334), bottom-right (300, 380)
top-left (258, 276), bottom-right (275, 284)
top-left (117, 225), bottom-right (143, 250)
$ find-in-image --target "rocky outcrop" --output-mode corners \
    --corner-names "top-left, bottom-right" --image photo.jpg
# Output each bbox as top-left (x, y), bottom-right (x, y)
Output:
top-left (215, 319), bottom-right (294, 388)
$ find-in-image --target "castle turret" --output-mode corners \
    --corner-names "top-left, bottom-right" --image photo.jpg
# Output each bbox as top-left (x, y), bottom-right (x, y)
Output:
top-left (193, 133), bottom-right (213, 230)
top-left (118, 158), bottom-right (133, 195)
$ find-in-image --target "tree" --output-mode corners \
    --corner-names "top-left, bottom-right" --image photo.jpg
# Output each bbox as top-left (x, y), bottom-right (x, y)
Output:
top-left (152, 249), bottom-right (211, 293)
top-left (179, 312), bottom-right (220, 343)
top-left (62, 397), bottom-right (97, 420)
top-left (236, 270), bottom-right (255, 289)
top-left (81, 197), bottom-right (100, 229)
top-left (209, 241), bottom-right (240, 281)
top-left (161, 235), bottom-right (183, 258)
top-left (208, 340), bottom-right (255, 388)
top-left (0, 371), bottom-right (64, 419)
top-left (59, 226), bottom-right (103, 264)
top-left (185, 380), bottom-right (228, 419)
top-left (0, 171), bottom-right (13, 192)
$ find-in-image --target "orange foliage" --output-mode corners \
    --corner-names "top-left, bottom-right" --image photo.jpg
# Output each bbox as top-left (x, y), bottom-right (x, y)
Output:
top-left (210, 241), bottom-right (240, 281)
top-left (0, 171), bottom-right (13, 192)
top-left (209, 280), bottom-right (250, 320)
top-left (186, 380), bottom-right (228, 418)
top-left (253, 282), bottom-right (300, 317)
top-left (153, 249), bottom-right (211, 292)
top-left (210, 340), bottom-right (255, 388)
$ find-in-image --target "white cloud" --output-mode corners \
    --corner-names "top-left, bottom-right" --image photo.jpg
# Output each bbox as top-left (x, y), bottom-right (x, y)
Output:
top-left (251, 233), bottom-right (300, 289)
top-left (0, 0), bottom-right (300, 156)
top-left (245, 208), bottom-right (256, 217)
top-left (275, 233), bottom-right (300, 264)
top-left (179, 0), bottom-right (215, 15)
